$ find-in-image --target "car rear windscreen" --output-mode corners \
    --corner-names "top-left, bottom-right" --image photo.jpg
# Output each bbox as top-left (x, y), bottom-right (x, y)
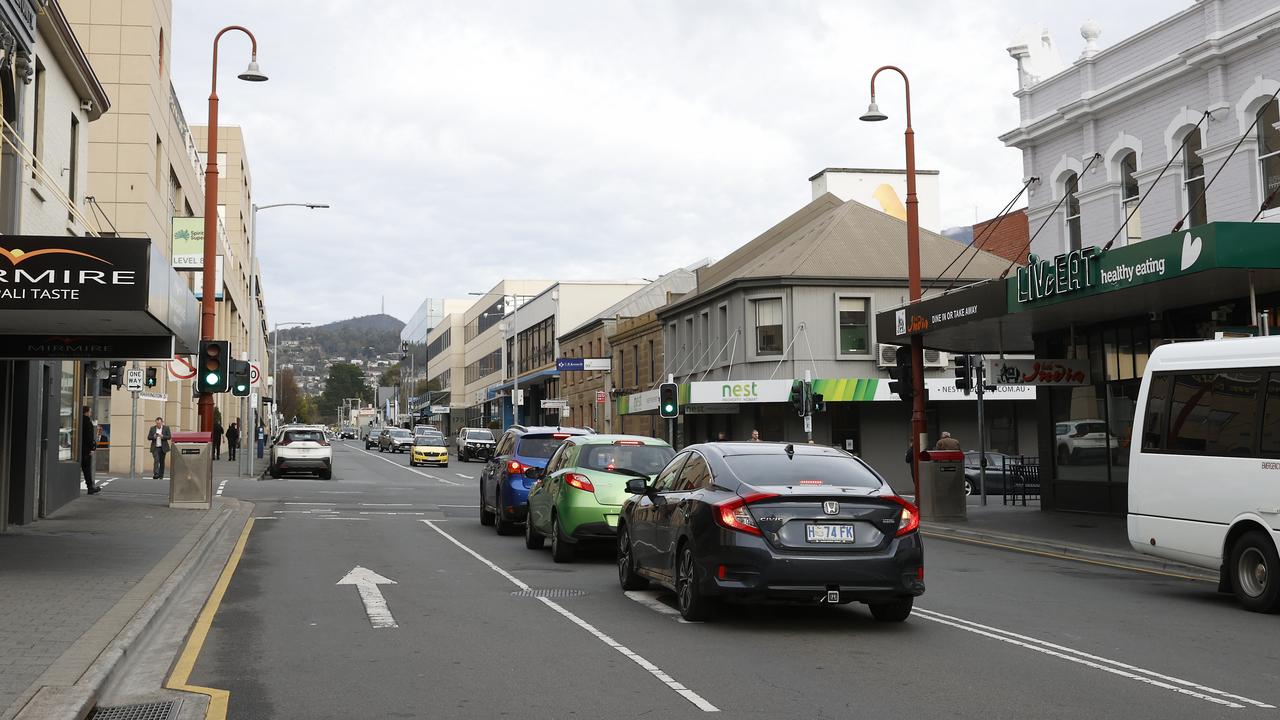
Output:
top-left (724, 454), bottom-right (882, 489)
top-left (465, 430), bottom-right (494, 440)
top-left (580, 445), bottom-right (674, 475)
top-left (415, 435), bottom-right (443, 445)
top-left (390, 430), bottom-right (412, 438)
top-left (516, 436), bottom-right (566, 459)
top-left (285, 430), bottom-right (325, 444)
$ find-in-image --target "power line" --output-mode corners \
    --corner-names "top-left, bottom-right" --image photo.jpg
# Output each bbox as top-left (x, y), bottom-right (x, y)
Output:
top-left (1000, 153), bottom-right (1102, 279)
top-left (941, 178), bottom-right (1035, 294)
top-left (1102, 110), bottom-right (1209, 251)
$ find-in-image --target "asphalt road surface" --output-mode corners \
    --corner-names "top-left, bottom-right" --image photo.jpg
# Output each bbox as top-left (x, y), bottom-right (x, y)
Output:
top-left (118, 441), bottom-right (1280, 719)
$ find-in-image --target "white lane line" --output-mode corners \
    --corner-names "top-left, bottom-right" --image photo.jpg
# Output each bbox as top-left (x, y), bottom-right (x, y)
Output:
top-left (254, 516), bottom-right (278, 520)
top-left (624, 590), bottom-right (681, 616)
top-left (318, 517), bottom-right (370, 521)
top-left (421, 520), bottom-right (718, 713)
top-left (914, 608), bottom-right (1271, 709)
top-left (359, 511), bottom-right (426, 516)
top-left (360, 503), bottom-right (413, 507)
top-left (354, 447), bottom-right (462, 485)
top-left (317, 491), bottom-right (364, 494)
top-left (286, 501), bottom-right (337, 505)
top-left (215, 479), bottom-right (228, 496)
top-left (438, 504), bottom-right (479, 508)
top-left (454, 473), bottom-right (474, 479)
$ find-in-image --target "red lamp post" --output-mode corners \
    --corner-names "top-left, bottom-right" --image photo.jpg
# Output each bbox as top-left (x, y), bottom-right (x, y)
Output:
top-left (860, 65), bottom-right (925, 502)
top-left (198, 26), bottom-right (267, 432)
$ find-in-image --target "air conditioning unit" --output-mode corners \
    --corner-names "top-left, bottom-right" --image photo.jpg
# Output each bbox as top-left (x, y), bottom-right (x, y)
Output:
top-left (876, 343), bottom-right (948, 368)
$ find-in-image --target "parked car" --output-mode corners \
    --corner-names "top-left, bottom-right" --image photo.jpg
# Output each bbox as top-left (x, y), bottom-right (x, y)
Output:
top-left (269, 427), bottom-right (333, 480)
top-left (479, 425), bottom-right (593, 535)
top-left (456, 427), bottom-right (496, 462)
top-left (616, 442), bottom-right (924, 622)
top-left (410, 432), bottom-right (449, 467)
top-left (524, 435), bottom-right (674, 562)
top-left (378, 428), bottom-right (414, 453)
top-left (962, 451), bottom-right (1012, 496)
top-left (1055, 419), bottom-right (1119, 464)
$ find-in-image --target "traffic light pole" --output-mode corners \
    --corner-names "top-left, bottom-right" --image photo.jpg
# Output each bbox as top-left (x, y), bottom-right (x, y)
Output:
top-left (129, 361), bottom-right (139, 481)
top-left (975, 355), bottom-right (988, 506)
top-left (803, 370), bottom-right (813, 444)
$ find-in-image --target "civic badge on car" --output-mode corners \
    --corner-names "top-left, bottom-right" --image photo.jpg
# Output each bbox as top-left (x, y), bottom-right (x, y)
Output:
top-left (823, 501), bottom-right (839, 515)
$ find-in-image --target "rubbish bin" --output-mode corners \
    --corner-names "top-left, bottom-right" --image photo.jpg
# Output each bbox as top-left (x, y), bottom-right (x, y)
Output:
top-left (170, 431), bottom-right (213, 509)
top-left (918, 450), bottom-right (966, 522)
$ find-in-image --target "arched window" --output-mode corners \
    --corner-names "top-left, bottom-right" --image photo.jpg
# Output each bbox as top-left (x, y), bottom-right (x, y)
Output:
top-left (1183, 131), bottom-right (1207, 226)
top-left (1063, 172), bottom-right (1081, 251)
top-left (1120, 151), bottom-right (1141, 242)
top-left (1257, 99), bottom-right (1280, 213)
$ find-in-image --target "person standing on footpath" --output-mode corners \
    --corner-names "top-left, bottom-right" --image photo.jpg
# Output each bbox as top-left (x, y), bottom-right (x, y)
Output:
top-left (226, 420), bottom-right (240, 462)
top-left (81, 406), bottom-right (100, 494)
top-left (147, 416), bottom-right (172, 480)
top-left (211, 418), bottom-right (224, 460)
top-left (750, 429), bottom-right (761, 442)
top-left (935, 431), bottom-right (962, 451)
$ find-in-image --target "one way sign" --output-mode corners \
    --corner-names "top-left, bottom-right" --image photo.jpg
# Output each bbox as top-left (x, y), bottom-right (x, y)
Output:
top-left (126, 368), bottom-right (145, 391)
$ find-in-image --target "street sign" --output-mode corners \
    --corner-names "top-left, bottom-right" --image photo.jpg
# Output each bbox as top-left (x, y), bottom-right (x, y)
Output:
top-left (126, 368), bottom-right (144, 391)
top-left (596, 390), bottom-right (607, 404)
top-left (803, 414), bottom-right (813, 433)
top-left (429, 405), bottom-right (450, 414)
top-left (541, 399), bottom-right (568, 409)
top-left (556, 358), bottom-right (612, 372)
top-left (138, 391), bottom-right (167, 402)
top-left (250, 363), bottom-right (261, 385)
top-left (511, 389), bottom-right (524, 405)
top-left (561, 406), bottom-right (572, 418)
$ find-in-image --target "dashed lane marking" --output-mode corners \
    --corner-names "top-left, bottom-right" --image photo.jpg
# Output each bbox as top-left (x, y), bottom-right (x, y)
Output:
top-left (215, 480), bottom-right (228, 496)
top-left (353, 446), bottom-right (463, 485)
top-left (420, 519), bottom-right (719, 712)
top-left (360, 503), bottom-right (413, 507)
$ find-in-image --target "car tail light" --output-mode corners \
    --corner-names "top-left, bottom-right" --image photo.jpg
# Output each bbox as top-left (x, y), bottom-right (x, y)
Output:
top-left (714, 492), bottom-right (778, 536)
top-left (552, 433), bottom-right (570, 439)
top-left (614, 440), bottom-right (643, 446)
top-left (564, 473), bottom-right (595, 492)
top-left (886, 495), bottom-right (920, 536)
top-left (798, 479), bottom-right (823, 486)
top-left (508, 460), bottom-right (530, 475)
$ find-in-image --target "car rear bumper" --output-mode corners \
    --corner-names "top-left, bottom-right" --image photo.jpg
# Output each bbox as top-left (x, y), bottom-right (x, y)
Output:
top-left (461, 444), bottom-right (494, 457)
top-left (276, 457), bottom-right (332, 470)
top-left (413, 454), bottom-right (449, 464)
top-left (696, 532), bottom-right (925, 603)
top-left (560, 495), bottom-right (621, 539)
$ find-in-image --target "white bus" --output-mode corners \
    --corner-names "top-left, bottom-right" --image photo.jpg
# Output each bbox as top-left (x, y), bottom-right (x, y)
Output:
top-left (1128, 336), bottom-right (1280, 612)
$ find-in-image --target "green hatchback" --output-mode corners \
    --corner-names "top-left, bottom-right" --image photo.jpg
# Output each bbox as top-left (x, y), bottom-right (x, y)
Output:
top-left (524, 435), bottom-right (675, 562)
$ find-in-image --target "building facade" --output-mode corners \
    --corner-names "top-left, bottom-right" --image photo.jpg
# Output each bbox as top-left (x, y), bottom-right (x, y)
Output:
top-left (460, 280), bottom-right (552, 429)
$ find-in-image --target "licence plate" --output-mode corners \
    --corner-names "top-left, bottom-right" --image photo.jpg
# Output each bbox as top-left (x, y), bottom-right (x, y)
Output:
top-left (605, 514), bottom-right (618, 528)
top-left (806, 524), bottom-right (858, 543)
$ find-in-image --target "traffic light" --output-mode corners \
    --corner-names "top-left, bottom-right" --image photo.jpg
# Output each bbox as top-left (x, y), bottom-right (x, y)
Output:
top-left (145, 367), bottom-right (158, 387)
top-left (954, 354), bottom-right (973, 395)
top-left (197, 340), bottom-right (230, 393)
top-left (789, 379), bottom-right (806, 416)
top-left (658, 382), bottom-right (679, 419)
top-left (107, 361), bottom-right (125, 387)
top-left (811, 393), bottom-right (826, 413)
top-left (231, 359), bottom-right (251, 397)
top-left (887, 345), bottom-right (913, 401)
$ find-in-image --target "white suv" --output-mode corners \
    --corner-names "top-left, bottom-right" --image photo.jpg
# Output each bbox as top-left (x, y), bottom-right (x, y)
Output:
top-left (1054, 419), bottom-right (1119, 465)
top-left (270, 426), bottom-right (333, 479)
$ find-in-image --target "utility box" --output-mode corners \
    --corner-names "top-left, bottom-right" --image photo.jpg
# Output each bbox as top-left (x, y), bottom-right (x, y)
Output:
top-left (918, 450), bottom-right (966, 522)
top-left (170, 431), bottom-right (213, 509)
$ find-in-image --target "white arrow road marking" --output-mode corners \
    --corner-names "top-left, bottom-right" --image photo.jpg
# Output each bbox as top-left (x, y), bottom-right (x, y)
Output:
top-left (354, 447), bottom-right (462, 485)
top-left (914, 608), bottom-right (1272, 709)
top-left (337, 566), bottom-right (399, 628)
top-left (421, 520), bottom-right (719, 712)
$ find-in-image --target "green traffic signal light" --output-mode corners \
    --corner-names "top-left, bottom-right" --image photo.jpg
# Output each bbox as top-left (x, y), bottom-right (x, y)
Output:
top-left (206, 372), bottom-right (219, 385)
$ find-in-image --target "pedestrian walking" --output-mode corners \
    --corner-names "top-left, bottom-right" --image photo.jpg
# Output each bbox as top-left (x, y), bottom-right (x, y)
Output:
top-left (211, 419), bottom-right (224, 460)
top-left (935, 431), bottom-right (962, 451)
top-left (147, 416), bottom-right (172, 480)
top-left (81, 406), bottom-right (100, 494)
top-left (750, 429), bottom-right (761, 442)
top-left (226, 420), bottom-right (240, 461)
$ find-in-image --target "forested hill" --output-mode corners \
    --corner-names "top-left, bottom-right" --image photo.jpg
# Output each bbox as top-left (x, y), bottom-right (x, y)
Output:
top-left (274, 314), bottom-right (405, 361)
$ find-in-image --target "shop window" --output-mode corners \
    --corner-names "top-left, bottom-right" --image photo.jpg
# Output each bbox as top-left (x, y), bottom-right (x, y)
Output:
top-left (1120, 151), bottom-right (1141, 242)
top-left (753, 298), bottom-right (783, 355)
top-left (1257, 99), bottom-right (1280, 214)
top-left (1261, 373), bottom-right (1280, 458)
top-left (838, 297), bottom-right (869, 354)
top-left (59, 364), bottom-right (76, 462)
top-left (1183, 132), bottom-right (1207, 227)
top-left (1141, 374), bottom-right (1170, 450)
top-left (1167, 371), bottom-right (1262, 456)
top-left (1063, 172), bottom-right (1081, 251)
top-left (1051, 385), bottom-right (1110, 482)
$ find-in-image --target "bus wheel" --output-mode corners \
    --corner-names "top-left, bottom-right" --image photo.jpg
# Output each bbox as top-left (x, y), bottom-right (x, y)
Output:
top-left (1230, 530), bottom-right (1280, 613)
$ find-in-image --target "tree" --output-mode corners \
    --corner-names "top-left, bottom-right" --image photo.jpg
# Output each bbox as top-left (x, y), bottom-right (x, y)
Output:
top-left (319, 363), bottom-right (371, 422)
top-left (276, 368), bottom-right (304, 424)
top-left (378, 365), bottom-right (401, 388)
top-left (296, 396), bottom-right (317, 424)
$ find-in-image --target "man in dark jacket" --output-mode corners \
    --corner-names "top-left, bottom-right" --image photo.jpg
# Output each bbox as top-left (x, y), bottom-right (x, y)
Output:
top-left (211, 419), bottom-right (224, 460)
top-left (147, 416), bottom-right (172, 480)
top-left (226, 421), bottom-right (240, 461)
top-left (81, 406), bottom-right (100, 494)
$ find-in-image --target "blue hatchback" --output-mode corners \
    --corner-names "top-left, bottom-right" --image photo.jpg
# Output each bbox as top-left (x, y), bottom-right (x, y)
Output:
top-left (480, 425), bottom-right (593, 535)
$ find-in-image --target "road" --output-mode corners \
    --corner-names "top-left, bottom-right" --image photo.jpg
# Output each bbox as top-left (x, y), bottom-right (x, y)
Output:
top-left (134, 441), bottom-right (1280, 719)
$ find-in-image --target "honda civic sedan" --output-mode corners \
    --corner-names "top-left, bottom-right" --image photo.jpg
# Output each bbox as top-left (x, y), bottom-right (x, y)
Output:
top-left (616, 442), bottom-right (924, 622)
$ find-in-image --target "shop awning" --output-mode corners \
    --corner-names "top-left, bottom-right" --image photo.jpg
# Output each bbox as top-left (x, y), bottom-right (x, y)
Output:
top-left (485, 368), bottom-right (559, 399)
top-left (0, 236), bottom-right (199, 359)
top-left (874, 222), bottom-right (1280, 353)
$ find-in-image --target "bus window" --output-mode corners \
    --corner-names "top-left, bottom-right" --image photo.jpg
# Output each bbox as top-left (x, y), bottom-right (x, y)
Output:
top-left (1261, 373), bottom-right (1280, 458)
top-left (1167, 371), bottom-right (1262, 457)
top-left (1141, 374), bottom-right (1169, 451)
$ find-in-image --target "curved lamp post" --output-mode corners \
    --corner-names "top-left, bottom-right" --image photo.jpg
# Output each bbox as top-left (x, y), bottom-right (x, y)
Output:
top-left (860, 65), bottom-right (924, 503)
top-left (199, 26), bottom-right (268, 432)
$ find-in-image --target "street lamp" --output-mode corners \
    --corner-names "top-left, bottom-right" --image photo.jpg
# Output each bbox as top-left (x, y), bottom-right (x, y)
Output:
top-left (199, 25), bottom-right (268, 432)
top-left (860, 65), bottom-right (925, 503)
top-left (242, 202), bottom-right (328, 475)
top-left (272, 321), bottom-right (309, 428)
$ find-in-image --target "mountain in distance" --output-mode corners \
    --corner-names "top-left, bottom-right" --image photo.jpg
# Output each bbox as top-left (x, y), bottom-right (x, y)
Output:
top-left (274, 313), bottom-right (405, 364)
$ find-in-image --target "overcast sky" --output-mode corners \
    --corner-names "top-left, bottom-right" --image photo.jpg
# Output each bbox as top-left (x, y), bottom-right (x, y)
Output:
top-left (170, 0), bottom-right (1182, 327)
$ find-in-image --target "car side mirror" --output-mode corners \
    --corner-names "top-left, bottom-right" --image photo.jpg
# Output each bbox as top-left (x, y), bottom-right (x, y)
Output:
top-left (525, 467), bottom-right (544, 480)
top-left (625, 478), bottom-right (649, 495)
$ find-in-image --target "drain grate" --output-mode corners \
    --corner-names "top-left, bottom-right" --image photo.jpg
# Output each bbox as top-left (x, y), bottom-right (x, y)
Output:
top-left (511, 588), bottom-right (587, 599)
top-left (88, 701), bottom-right (179, 720)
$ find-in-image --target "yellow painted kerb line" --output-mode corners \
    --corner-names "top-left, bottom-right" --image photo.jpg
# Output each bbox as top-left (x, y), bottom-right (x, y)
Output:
top-left (166, 517), bottom-right (254, 720)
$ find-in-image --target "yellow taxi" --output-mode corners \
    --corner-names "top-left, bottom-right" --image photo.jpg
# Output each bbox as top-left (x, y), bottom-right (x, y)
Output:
top-left (410, 431), bottom-right (449, 467)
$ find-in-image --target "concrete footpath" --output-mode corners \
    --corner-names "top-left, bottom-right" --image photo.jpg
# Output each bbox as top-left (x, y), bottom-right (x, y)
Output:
top-left (0, 460), bottom-right (258, 720)
top-left (923, 500), bottom-right (1218, 582)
